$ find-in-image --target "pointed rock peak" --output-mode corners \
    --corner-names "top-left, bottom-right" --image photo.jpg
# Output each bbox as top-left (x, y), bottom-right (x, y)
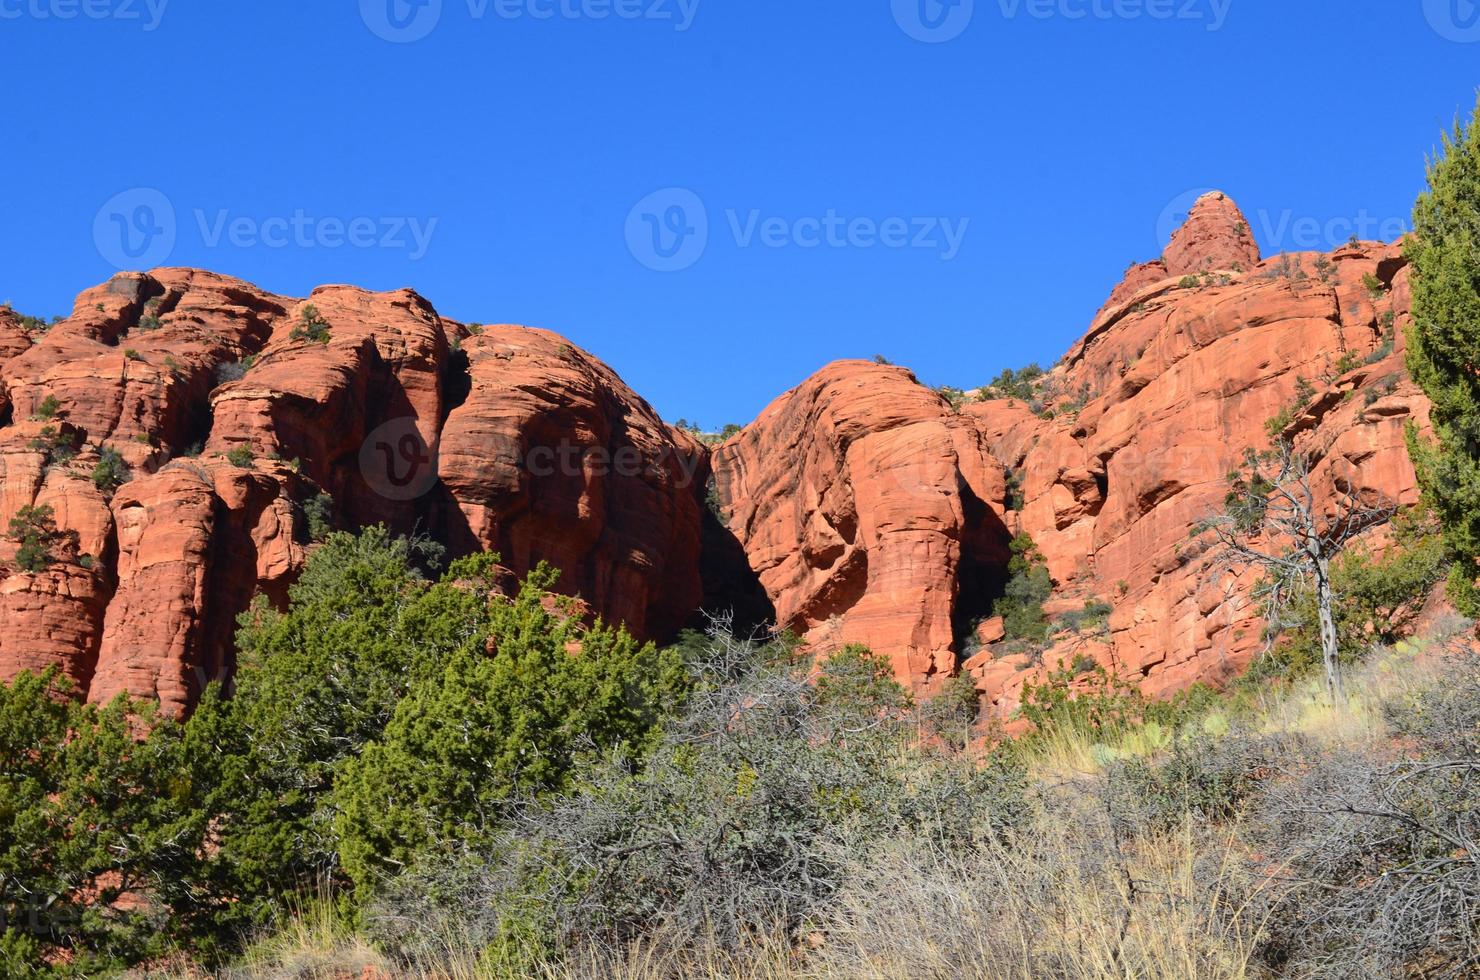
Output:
top-left (1163, 190), bottom-right (1261, 277)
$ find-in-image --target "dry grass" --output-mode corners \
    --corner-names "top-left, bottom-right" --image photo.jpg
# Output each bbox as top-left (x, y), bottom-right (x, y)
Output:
top-left (810, 826), bottom-right (1279, 980)
top-left (187, 816), bottom-right (1283, 980)
top-left (219, 900), bottom-right (388, 980)
top-left (1023, 638), bottom-right (1446, 784)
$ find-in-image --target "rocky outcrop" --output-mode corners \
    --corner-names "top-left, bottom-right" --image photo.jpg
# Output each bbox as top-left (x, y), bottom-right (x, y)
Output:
top-left (711, 361), bottom-right (1011, 687)
top-left (961, 200), bottom-right (1425, 712)
top-left (1161, 191), bottom-right (1261, 279)
top-left (436, 325), bottom-right (707, 641)
top-left (0, 192), bottom-right (1437, 718)
top-left (0, 270), bottom-right (707, 714)
top-left (1096, 192), bottom-right (1262, 319)
top-left (710, 193), bottom-right (1428, 711)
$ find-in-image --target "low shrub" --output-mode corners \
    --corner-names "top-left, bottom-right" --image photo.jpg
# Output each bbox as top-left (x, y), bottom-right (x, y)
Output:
top-left (1248, 652), bottom-right (1480, 975)
top-left (214, 357), bottom-right (254, 384)
top-left (366, 630), bottom-right (1028, 965)
top-left (1057, 598), bottom-right (1113, 634)
top-left (1107, 731), bottom-right (1303, 834)
top-left (31, 394), bottom-right (60, 420)
top-left (289, 304), bottom-right (331, 343)
top-left (981, 363), bottom-right (1045, 402)
top-left (27, 426), bottom-right (77, 467)
top-left (90, 447), bottom-right (131, 494)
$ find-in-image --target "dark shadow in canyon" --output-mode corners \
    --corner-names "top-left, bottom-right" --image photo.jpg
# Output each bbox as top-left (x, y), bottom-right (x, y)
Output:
top-left (696, 500), bottom-right (776, 639)
top-left (952, 475), bottom-right (1015, 662)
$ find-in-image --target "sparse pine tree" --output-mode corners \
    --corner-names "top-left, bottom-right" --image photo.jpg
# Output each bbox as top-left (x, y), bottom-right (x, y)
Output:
top-left (90, 447), bottom-right (130, 494)
top-left (7, 504), bottom-right (64, 572)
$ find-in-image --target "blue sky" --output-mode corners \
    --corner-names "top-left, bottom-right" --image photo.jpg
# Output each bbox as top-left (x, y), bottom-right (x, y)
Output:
top-left (2, 0), bottom-right (1477, 427)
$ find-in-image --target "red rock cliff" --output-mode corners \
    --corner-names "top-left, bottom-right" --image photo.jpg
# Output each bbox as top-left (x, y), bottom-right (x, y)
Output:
top-left (714, 192), bottom-right (1428, 711)
top-left (0, 270), bottom-right (706, 715)
top-left (0, 193), bottom-right (1433, 716)
top-left (711, 360), bottom-right (1011, 686)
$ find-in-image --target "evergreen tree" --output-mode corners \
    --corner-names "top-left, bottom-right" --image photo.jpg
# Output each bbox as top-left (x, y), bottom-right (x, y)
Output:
top-left (332, 558), bottom-right (687, 888)
top-left (1406, 97), bottom-right (1480, 615)
top-left (0, 670), bottom-right (208, 974)
top-left (187, 528), bottom-right (687, 921)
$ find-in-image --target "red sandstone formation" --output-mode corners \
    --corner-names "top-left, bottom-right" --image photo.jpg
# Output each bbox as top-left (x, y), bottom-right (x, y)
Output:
top-left (713, 192), bottom-right (1428, 715)
top-left (0, 270), bottom-right (706, 715)
top-left (436, 324), bottom-right (706, 641)
top-left (1161, 191), bottom-right (1262, 279)
top-left (0, 191), bottom-right (1436, 719)
top-left (710, 361), bottom-right (1011, 686)
top-left (960, 198), bottom-right (1423, 715)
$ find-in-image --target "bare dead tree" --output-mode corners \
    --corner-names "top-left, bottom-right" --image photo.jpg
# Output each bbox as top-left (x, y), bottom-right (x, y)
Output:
top-left (1200, 440), bottom-right (1395, 706)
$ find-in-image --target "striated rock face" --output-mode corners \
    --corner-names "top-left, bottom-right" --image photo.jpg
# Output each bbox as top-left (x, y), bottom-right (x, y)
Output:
top-left (436, 325), bottom-right (707, 641)
top-left (0, 420), bottom-right (113, 693)
top-left (0, 270), bottom-right (707, 715)
top-left (963, 204), bottom-right (1426, 711)
top-left (712, 193), bottom-right (1429, 710)
top-left (0, 191), bottom-right (1437, 717)
top-left (711, 361), bottom-right (1011, 687)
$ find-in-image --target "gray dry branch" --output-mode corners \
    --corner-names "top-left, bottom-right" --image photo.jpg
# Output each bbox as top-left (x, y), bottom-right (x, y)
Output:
top-left (1250, 648), bottom-right (1480, 976)
top-left (1199, 440), bottom-right (1395, 707)
top-left (365, 621), bottom-right (1030, 966)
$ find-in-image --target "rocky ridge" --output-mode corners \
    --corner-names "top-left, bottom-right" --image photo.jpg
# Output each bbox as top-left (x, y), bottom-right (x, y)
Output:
top-left (0, 193), bottom-right (1433, 722)
top-left (713, 192), bottom-right (1426, 717)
